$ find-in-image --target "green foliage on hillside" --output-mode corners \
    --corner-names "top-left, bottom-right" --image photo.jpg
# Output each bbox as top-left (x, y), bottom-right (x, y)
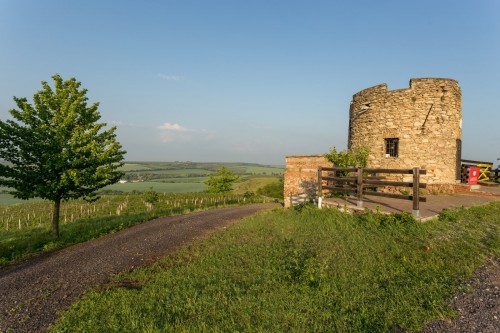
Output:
top-left (256, 178), bottom-right (284, 199)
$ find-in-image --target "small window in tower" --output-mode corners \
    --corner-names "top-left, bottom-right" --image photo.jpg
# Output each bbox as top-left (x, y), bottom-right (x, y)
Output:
top-left (385, 138), bottom-right (399, 157)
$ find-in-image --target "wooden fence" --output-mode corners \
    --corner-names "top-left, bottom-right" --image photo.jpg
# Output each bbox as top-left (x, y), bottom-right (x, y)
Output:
top-left (318, 167), bottom-right (427, 217)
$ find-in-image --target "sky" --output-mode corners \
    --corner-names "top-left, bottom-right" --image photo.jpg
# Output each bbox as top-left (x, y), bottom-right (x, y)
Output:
top-left (0, 0), bottom-right (499, 166)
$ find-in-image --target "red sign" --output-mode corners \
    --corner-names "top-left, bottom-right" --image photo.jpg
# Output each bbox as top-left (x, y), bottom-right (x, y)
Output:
top-left (468, 167), bottom-right (480, 184)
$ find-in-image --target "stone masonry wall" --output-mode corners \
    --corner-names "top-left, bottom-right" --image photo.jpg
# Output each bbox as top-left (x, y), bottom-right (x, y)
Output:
top-left (284, 155), bottom-right (331, 207)
top-left (348, 78), bottom-right (462, 185)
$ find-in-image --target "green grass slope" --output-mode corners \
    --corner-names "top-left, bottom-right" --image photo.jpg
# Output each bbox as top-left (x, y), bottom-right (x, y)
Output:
top-left (51, 202), bottom-right (500, 332)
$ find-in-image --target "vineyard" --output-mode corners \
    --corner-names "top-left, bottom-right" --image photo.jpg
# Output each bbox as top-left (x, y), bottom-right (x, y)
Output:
top-left (0, 192), bottom-right (272, 266)
top-left (0, 192), bottom-right (269, 231)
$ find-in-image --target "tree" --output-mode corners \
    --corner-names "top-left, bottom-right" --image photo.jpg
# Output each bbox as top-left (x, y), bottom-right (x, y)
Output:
top-left (0, 74), bottom-right (126, 238)
top-left (324, 146), bottom-right (369, 175)
top-left (204, 166), bottom-right (240, 193)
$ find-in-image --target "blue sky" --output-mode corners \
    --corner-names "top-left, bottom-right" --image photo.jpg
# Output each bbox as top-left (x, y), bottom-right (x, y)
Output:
top-left (0, 0), bottom-right (499, 166)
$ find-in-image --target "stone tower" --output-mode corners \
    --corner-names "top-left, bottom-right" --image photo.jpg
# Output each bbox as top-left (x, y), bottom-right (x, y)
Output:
top-left (348, 78), bottom-right (462, 186)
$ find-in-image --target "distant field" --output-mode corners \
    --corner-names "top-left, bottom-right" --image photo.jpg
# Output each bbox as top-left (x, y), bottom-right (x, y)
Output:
top-left (151, 177), bottom-right (208, 183)
top-left (228, 165), bottom-right (284, 175)
top-left (104, 181), bottom-right (207, 193)
top-left (119, 162), bottom-right (284, 175)
top-left (0, 162), bottom-right (284, 204)
top-left (126, 169), bottom-right (211, 175)
top-left (233, 177), bottom-right (280, 194)
top-left (0, 194), bottom-right (44, 205)
top-left (113, 161), bottom-right (283, 195)
top-left (119, 163), bottom-right (156, 172)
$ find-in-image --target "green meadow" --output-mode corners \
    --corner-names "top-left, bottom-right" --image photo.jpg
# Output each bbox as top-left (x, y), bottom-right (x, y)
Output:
top-left (51, 202), bottom-right (500, 332)
top-left (104, 181), bottom-right (207, 193)
top-left (108, 161), bottom-right (283, 194)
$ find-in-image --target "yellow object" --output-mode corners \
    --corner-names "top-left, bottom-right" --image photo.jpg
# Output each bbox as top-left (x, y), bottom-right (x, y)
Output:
top-left (476, 163), bottom-right (492, 181)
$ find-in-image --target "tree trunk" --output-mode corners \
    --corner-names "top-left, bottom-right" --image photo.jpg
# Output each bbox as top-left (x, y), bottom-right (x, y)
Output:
top-left (52, 197), bottom-right (61, 239)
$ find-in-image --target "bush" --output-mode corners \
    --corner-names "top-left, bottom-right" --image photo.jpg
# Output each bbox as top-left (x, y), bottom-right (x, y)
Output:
top-left (324, 146), bottom-right (370, 175)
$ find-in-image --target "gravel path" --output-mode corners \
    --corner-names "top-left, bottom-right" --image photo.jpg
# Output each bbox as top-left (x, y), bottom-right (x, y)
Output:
top-left (0, 204), bottom-right (277, 333)
top-left (420, 257), bottom-right (500, 333)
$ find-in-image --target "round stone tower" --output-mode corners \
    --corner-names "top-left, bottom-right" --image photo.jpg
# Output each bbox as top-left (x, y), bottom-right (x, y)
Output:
top-left (348, 78), bottom-right (462, 186)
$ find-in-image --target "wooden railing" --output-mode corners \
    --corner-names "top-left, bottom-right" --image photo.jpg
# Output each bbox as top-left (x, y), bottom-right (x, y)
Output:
top-left (318, 167), bottom-right (427, 217)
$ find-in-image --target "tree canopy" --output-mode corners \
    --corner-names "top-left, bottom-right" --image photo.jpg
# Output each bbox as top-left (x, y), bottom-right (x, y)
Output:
top-left (204, 166), bottom-right (240, 193)
top-left (324, 146), bottom-right (370, 168)
top-left (0, 74), bottom-right (126, 238)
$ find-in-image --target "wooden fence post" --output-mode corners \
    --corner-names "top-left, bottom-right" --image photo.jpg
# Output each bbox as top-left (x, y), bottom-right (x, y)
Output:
top-left (357, 167), bottom-right (363, 208)
top-left (318, 167), bottom-right (323, 196)
top-left (412, 167), bottom-right (420, 218)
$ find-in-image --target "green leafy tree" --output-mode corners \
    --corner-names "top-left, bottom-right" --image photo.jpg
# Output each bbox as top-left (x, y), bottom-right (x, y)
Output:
top-left (204, 166), bottom-right (240, 193)
top-left (0, 74), bottom-right (126, 238)
top-left (324, 146), bottom-right (369, 175)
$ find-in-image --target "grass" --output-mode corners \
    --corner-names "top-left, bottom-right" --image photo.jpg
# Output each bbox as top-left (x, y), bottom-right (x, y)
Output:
top-left (50, 202), bottom-right (500, 332)
top-left (125, 168), bottom-right (211, 175)
top-left (119, 163), bottom-right (156, 172)
top-left (0, 193), bottom-right (269, 266)
top-left (0, 193), bottom-right (45, 204)
top-left (119, 162), bottom-right (284, 176)
top-left (233, 176), bottom-right (281, 194)
top-left (150, 177), bottom-right (209, 183)
top-left (103, 181), bottom-right (207, 193)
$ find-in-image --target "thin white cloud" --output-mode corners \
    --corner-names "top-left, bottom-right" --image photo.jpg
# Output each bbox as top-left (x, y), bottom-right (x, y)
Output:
top-left (110, 120), bottom-right (124, 126)
top-left (158, 122), bottom-right (192, 142)
top-left (157, 73), bottom-right (182, 81)
top-left (157, 122), bottom-right (215, 143)
top-left (158, 122), bottom-right (189, 132)
top-left (109, 120), bottom-right (142, 127)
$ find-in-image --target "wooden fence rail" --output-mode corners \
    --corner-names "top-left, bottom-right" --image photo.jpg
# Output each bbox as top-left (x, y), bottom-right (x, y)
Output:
top-left (318, 167), bottom-right (427, 218)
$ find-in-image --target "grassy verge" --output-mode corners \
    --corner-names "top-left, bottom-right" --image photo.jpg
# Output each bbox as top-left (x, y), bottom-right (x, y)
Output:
top-left (0, 193), bottom-right (268, 266)
top-left (233, 176), bottom-right (281, 194)
top-left (50, 202), bottom-right (500, 332)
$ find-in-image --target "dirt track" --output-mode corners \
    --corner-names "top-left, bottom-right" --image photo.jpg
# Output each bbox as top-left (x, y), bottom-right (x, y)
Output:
top-left (0, 204), bottom-right (277, 332)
